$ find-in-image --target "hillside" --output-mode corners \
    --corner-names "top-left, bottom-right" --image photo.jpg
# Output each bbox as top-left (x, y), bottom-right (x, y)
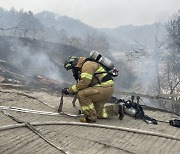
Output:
top-left (100, 24), bottom-right (167, 50)
top-left (0, 35), bottom-right (137, 91)
top-left (0, 7), bottom-right (167, 51)
top-left (35, 11), bottom-right (167, 51)
top-left (0, 35), bottom-right (88, 89)
top-left (35, 11), bottom-right (96, 39)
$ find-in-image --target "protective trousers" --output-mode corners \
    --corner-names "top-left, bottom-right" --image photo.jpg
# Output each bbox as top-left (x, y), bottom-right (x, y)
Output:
top-left (77, 86), bottom-right (119, 121)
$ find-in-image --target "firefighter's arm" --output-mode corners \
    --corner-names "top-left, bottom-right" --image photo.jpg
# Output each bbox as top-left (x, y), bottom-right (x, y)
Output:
top-left (68, 62), bottom-right (97, 94)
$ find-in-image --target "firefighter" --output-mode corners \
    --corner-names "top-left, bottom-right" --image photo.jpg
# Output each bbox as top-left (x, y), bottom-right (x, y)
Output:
top-left (61, 56), bottom-right (124, 123)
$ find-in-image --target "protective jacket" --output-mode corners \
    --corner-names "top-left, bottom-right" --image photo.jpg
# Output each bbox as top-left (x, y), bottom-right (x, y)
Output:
top-left (68, 57), bottom-right (114, 94)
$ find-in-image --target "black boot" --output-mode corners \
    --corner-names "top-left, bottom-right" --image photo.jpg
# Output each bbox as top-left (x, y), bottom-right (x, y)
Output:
top-left (80, 117), bottom-right (96, 123)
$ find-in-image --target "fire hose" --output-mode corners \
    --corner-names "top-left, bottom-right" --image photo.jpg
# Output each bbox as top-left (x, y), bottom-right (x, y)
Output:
top-left (0, 120), bottom-right (180, 142)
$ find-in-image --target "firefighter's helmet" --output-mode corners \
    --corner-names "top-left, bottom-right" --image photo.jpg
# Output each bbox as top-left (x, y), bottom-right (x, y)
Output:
top-left (64, 56), bottom-right (79, 70)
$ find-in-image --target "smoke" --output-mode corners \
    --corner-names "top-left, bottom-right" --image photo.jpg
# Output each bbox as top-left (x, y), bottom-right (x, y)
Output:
top-left (9, 42), bottom-right (63, 82)
top-left (132, 57), bottom-right (158, 95)
top-left (111, 51), bottom-right (159, 95)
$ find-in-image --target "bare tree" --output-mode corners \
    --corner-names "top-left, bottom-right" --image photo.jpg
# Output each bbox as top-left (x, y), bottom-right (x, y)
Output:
top-left (166, 10), bottom-right (180, 53)
top-left (0, 26), bottom-right (19, 36)
top-left (126, 23), bottom-right (166, 95)
top-left (17, 10), bottom-right (43, 39)
top-left (164, 10), bottom-right (180, 95)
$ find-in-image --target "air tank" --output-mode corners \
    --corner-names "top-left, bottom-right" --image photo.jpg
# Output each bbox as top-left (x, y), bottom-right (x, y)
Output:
top-left (124, 107), bottom-right (137, 117)
top-left (90, 50), bottom-right (114, 70)
top-left (124, 100), bottom-right (137, 117)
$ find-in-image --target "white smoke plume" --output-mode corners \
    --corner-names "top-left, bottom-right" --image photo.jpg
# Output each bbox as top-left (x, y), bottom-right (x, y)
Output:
top-left (9, 42), bottom-right (63, 82)
top-left (132, 57), bottom-right (159, 95)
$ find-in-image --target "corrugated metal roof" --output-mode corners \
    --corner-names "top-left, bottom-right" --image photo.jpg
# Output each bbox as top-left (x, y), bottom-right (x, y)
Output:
top-left (0, 87), bottom-right (180, 154)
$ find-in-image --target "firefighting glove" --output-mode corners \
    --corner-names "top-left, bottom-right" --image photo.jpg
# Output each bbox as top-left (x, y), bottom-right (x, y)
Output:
top-left (61, 88), bottom-right (69, 95)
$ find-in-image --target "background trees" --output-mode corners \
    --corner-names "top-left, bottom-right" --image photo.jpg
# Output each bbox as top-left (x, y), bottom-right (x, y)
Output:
top-left (17, 10), bottom-right (44, 38)
top-left (166, 10), bottom-right (180, 53)
top-left (163, 10), bottom-right (180, 95)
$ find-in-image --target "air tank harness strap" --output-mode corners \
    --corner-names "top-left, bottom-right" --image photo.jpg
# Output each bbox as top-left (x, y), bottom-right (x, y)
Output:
top-left (80, 58), bottom-right (113, 84)
top-left (94, 69), bottom-right (113, 84)
top-left (93, 71), bottom-right (112, 84)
